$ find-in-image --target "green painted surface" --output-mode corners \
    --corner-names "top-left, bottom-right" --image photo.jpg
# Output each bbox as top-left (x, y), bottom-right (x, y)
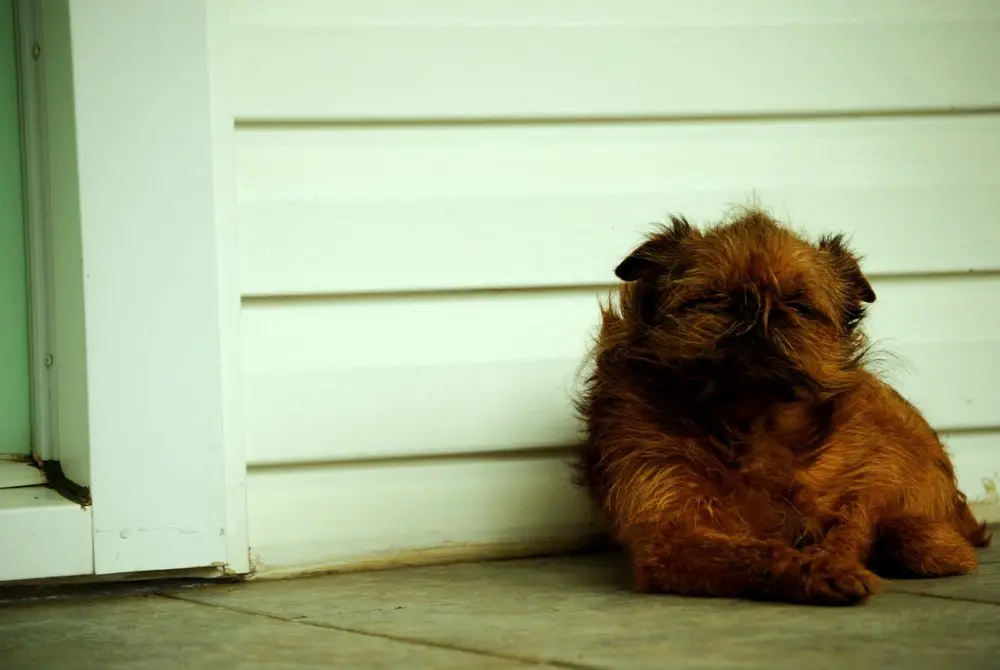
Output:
top-left (0, 1), bottom-right (32, 455)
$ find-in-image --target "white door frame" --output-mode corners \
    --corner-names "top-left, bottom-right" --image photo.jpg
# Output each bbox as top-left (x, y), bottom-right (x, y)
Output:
top-left (0, 0), bottom-right (248, 582)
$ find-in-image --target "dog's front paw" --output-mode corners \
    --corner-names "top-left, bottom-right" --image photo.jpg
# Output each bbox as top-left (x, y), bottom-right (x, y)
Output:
top-left (788, 551), bottom-right (879, 606)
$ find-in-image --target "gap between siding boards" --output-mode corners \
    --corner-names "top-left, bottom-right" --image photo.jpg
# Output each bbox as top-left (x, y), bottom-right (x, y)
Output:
top-left (246, 427), bottom-right (1000, 473)
top-left (248, 445), bottom-right (579, 473)
top-left (233, 106), bottom-right (1000, 130)
top-left (239, 270), bottom-right (1000, 305)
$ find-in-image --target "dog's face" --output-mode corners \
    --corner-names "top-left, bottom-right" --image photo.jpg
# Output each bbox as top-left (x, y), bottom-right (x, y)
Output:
top-left (613, 210), bottom-right (875, 394)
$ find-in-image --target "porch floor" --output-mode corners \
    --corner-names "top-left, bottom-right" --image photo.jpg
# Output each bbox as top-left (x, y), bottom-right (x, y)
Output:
top-left (2, 543), bottom-right (998, 669)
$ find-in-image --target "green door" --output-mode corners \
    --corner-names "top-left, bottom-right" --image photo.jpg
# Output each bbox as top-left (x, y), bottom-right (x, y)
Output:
top-left (0, 1), bottom-right (32, 456)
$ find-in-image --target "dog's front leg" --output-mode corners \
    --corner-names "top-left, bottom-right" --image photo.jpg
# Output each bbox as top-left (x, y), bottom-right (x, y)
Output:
top-left (813, 501), bottom-right (878, 563)
top-left (625, 521), bottom-right (878, 605)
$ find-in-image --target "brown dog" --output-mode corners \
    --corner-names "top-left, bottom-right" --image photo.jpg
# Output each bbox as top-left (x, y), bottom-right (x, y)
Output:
top-left (575, 208), bottom-right (991, 606)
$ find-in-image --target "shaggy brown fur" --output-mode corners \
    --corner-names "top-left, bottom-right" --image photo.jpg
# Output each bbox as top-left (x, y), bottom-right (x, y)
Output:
top-left (575, 209), bottom-right (991, 606)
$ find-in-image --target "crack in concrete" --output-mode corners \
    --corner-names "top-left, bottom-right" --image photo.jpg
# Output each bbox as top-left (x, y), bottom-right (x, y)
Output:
top-left (156, 592), bottom-right (600, 670)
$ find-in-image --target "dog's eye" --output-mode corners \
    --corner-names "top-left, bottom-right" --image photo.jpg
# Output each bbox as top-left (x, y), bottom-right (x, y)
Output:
top-left (786, 301), bottom-right (819, 318)
top-left (678, 295), bottom-right (726, 312)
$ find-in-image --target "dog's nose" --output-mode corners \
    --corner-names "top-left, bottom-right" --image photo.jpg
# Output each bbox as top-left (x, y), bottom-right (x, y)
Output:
top-left (730, 288), bottom-right (772, 333)
top-left (731, 288), bottom-right (759, 320)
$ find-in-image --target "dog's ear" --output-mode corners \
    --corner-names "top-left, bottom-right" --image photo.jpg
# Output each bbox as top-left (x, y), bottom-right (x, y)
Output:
top-left (614, 216), bottom-right (694, 282)
top-left (818, 233), bottom-right (876, 304)
top-left (615, 216), bottom-right (695, 325)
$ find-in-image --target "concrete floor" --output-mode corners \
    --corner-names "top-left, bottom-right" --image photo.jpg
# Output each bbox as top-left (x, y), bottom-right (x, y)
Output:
top-left (1, 545), bottom-right (998, 670)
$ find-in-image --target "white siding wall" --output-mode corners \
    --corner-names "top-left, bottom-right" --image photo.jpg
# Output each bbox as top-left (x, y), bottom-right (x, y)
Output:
top-left (228, 1), bottom-right (1000, 576)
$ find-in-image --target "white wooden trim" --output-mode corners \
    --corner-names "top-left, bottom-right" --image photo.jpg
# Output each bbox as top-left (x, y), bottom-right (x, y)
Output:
top-left (0, 487), bottom-right (92, 582)
top-left (45, 0), bottom-right (247, 576)
top-left (205, 0), bottom-right (250, 575)
top-left (36, 0), bottom-right (91, 489)
top-left (14, 0), bottom-right (57, 462)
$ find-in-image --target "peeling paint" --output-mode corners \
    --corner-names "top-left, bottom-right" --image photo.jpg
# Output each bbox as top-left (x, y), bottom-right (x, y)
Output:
top-left (981, 475), bottom-right (999, 504)
top-left (210, 561), bottom-right (240, 577)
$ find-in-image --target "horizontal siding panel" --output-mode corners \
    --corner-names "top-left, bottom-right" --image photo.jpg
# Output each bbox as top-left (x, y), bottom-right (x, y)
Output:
top-left (247, 453), bottom-right (598, 575)
top-left (237, 116), bottom-right (1000, 296)
top-left (247, 359), bottom-right (581, 466)
top-left (243, 276), bottom-right (1000, 466)
top-left (246, 432), bottom-right (1000, 575)
top-left (230, 2), bottom-right (1000, 120)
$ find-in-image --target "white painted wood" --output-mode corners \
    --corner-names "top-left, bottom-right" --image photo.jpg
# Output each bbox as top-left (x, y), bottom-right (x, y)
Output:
top-left (243, 276), bottom-right (1000, 466)
top-left (246, 432), bottom-right (1000, 576)
top-left (247, 453), bottom-right (599, 576)
top-left (237, 116), bottom-right (1000, 296)
top-left (37, 0), bottom-right (91, 485)
top-left (56, 0), bottom-right (241, 575)
top-left (205, 0), bottom-right (250, 575)
top-left (0, 486), bottom-right (92, 581)
top-left (230, 0), bottom-right (1000, 576)
top-left (229, 0), bottom-right (1000, 120)
top-left (15, 0), bottom-right (57, 462)
top-left (228, 0), bottom-right (1000, 577)
top-left (0, 460), bottom-right (45, 489)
